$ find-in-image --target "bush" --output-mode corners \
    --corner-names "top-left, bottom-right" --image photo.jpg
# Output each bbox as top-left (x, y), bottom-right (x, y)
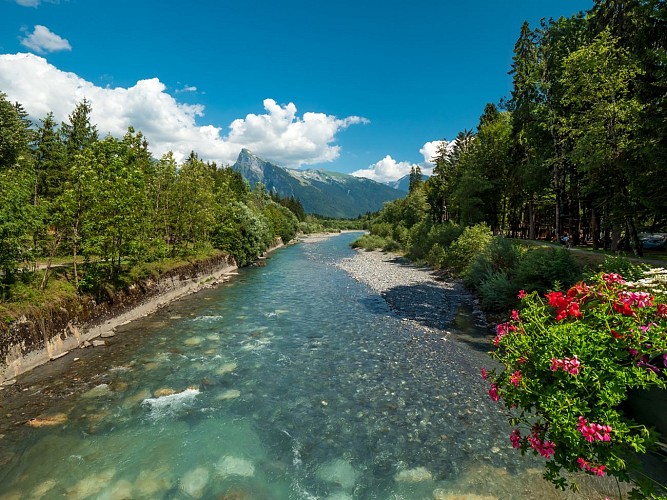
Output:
top-left (445, 223), bottom-right (493, 273)
top-left (478, 271), bottom-right (517, 312)
top-left (464, 237), bottom-right (522, 289)
top-left (514, 247), bottom-right (581, 295)
top-left (426, 243), bottom-right (447, 269)
top-left (351, 234), bottom-right (395, 251)
top-left (592, 255), bottom-right (651, 282)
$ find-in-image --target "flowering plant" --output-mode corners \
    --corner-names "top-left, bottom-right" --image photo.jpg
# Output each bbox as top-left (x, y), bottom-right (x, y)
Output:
top-left (486, 269), bottom-right (667, 498)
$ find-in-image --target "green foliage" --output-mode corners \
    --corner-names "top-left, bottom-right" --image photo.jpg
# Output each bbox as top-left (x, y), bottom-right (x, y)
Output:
top-left (445, 223), bottom-right (493, 273)
top-left (478, 271), bottom-right (517, 311)
top-left (351, 234), bottom-right (396, 252)
top-left (593, 255), bottom-right (651, 282)
top-left (513, 247), bottom-right (581, 295)
top-left (487, 270), bottom-right (667, 496)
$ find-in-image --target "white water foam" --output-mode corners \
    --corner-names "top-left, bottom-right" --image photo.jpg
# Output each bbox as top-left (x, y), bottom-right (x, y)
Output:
top-left (141, 388), bottom-right (200, 420)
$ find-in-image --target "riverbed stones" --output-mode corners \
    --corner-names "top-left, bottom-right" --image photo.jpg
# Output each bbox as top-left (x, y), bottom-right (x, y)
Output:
top-left (30, 479), bottom-right (57, 498)
top-left (216, 362), bottom-right (237, 375)
top-left (218, 389), bottom-right (241, 400)
top-left (122, 388), bottom-right (151, 409)
top-left (316, 459), bottom-right (358, 490)
top-left (92, 340), bottom-right (106, 347)
top-left (179, 466), bottom-right (209, 498)
top-left (153, 387), bottom-right (176, 397)
top-left (26, 413), bottom-right (68, 427)
top-left (134, 468), bottom-right (175, 496)
top-left (394, 466), bottom-right (433, 482)
top-left (215, 456), bottom-right (255, 478)
top-left (184, 336), bottom-right (203, 346)
top-left (82, 383), bottom-right (111, 398)
top-left (66, 469), bottom-right (116, 498)
top-left (107, 479), bottom-right (133, 500)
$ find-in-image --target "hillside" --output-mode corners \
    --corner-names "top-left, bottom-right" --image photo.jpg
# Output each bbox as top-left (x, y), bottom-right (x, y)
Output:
top-left (233, 149), bottom-right (406, 218)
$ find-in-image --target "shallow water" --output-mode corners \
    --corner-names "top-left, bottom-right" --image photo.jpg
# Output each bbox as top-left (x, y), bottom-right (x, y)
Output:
top-left (0, 234), bottom-right (615, 499)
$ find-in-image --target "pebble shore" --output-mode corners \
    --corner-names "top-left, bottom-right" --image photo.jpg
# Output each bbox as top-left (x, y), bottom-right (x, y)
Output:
top-left (338, 249), bottom-right (485, 333)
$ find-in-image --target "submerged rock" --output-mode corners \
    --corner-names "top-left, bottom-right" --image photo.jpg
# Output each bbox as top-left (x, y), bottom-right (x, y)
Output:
top-left (216, 362), bottom-right (237, 375)
top-left (134, 468), bottom-right (175, 496)
top-left (217, 389), bottom-right (241, 401)
top-left (394, 466), bottom-right (433, 482)
top-left (179, 466), bottom-right (209, 499)
top-left (153, 388), bottom-right (176, 397)
top-left (26, 413), bottom-right (68, 427)
top-left (316, 459), bottom-right (358, 490)
top-left (215, 456), bottom-right (255, 478)
top-left (66, 469), bottom-right (116, 498)
top-left (107, 479), bottom-right (133, 500)
top-left (30, 479), bottom-right (58, 499)
top-left (82, 383), bottom-right (111, 398)
top-left (184, 336), bottom-right (203, 346)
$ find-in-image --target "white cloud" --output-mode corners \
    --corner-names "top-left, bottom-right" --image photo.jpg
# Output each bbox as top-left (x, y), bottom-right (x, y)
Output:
top-left (420, 140), bottom-right (451, 164)
top-left (0, 53), bottom-right (368, 167)
top-left (175, 85), bottom-right (197, 93)
top-left (20, 25), bottom-right (71, 54)
top-left (350, 140), bottom-right (446, 184)
top-left (350, 155), bottom-right (416, 184)
top-left (15, 0), bottom-right (59, 6)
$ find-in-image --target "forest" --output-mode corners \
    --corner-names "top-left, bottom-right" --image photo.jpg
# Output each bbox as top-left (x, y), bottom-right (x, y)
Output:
top-left (409, 0), bottom-right (666, 255)
top-left (354, 0), bottom-right (666, 312)
top-left (0, 95), bottom-right (304, 305)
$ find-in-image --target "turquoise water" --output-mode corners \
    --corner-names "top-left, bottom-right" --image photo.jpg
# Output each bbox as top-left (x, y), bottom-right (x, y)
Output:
top-left (0, 234), bottom-right (596, 499)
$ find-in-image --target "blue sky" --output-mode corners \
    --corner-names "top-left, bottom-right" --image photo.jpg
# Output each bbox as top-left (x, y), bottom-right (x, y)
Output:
top-left (0, 0), bottom-right (591, 183)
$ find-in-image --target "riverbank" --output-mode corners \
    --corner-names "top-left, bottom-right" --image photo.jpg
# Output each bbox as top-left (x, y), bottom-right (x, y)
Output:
top-left (0, 242), bottom-right (285, 387)
top-left (338, 248), bottom-right (490, 339)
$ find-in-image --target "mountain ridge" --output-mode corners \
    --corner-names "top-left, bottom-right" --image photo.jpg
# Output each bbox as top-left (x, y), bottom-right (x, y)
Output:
top-left (232, 149), bottom-right (406, 218)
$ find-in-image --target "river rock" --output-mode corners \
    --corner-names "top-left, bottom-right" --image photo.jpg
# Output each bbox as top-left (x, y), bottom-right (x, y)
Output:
top-left (30, 479), bottom-right (57, 498)
top-left (153, 388), bottom-right (176, 397)
top-left (215, 456), bottom-right (255, 478)
top-left (432, 491), bottom-right (498, 500)
top-left (26, 413), bottom-right (68, 427)
top-left (82, 383), bottom-right (111, 398)
top-left (134, 468), bottom-right (174, 496)
top-left (92, 340), bottom-right (106, 347)
top-left (184, 336), bottom-right (203, 346)
top-left (394, 466), bottom-right (433, 482)
top-left (179, 466), bottom-right (209, 498)
top-left (217, 389), bottom-right (241, 401)
top-left (108, 479), bottom-right (133, 500)
top-left (122, 389), bottom-right (151, 409)
top-left (316, 459), bottom-right (358, 490)
top-left (66, 469), bottom-right (116, 498)
top-left (216, 362), bottom-right (237, 375)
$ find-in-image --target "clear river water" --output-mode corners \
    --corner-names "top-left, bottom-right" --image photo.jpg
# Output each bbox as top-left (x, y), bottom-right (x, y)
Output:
top-left (0, 233), bottom-right (615, 499)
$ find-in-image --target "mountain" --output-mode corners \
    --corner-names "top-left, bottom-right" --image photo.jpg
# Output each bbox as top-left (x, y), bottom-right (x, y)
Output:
top-left (233, 149), bottom-right (406, 218)
top-left (388, 173), bottom-right (430, 192)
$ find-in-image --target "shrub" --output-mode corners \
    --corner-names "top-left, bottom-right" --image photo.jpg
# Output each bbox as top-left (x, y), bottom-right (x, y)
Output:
top-left (593, 255), bottom-right (651, 282)
top-left (464, 236), bottom-right (522, 289)
top-left (514, 247), bottom-right (581, 295)
top-left (478, 271), bottom-right (517, 312)
top-left (351, 234), bottom-right (395, 251)
top-left (426, 243), bottom-right (447, 269)
top-left (445, 223), bottom-right (493, 273)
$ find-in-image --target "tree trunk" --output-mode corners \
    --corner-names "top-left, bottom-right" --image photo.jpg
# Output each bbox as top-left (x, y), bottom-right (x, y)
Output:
top-left (528, 197), bottom-right (536, 240)
top-left (626, 216), bottom-right (643, 257)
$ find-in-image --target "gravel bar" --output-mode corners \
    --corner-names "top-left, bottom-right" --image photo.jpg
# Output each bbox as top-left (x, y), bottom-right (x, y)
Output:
top-left (338, 249), bottom-right (488, 335)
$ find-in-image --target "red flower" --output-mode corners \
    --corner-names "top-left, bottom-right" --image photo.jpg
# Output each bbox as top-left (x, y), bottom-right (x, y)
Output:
top-left (481, 367), bottom-right (488, 380)
top-left (518, 289), bottom-right (527, 299)
top-left (657, 303), bottom-right (667, 319)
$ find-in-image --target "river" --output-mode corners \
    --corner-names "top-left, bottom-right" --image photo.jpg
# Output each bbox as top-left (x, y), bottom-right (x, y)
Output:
top-left (0, 233), bottom-right (615, 499)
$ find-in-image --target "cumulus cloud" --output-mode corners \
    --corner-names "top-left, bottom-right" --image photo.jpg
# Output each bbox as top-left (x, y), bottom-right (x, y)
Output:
top-left (15, 0), bottom-right (59, 6)
top-left (20, 25), bottom-right (71, 53)
top-left (175, 85), bottom-right (197, 93)
top-left (350, 155), bottom-right (416, 184)
top-left (0, 53), bottom-right (367, 167)
top-left (350, 140), bottom-right (448, 184)
top-left (420, 140), bottom-right (451, 164)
